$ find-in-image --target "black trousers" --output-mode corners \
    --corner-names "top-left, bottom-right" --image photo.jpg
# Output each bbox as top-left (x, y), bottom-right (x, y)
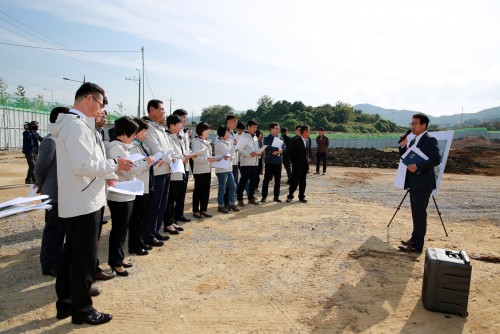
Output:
top-left (174, 172), bottom-right (189, 217)
top-left (288, 166), bottom-right (308, 200)
top-left (55, 210), bottom-right (100, 312)
top-left (192, 173), bottom-right (211, 212)
top-left (224, 165), bottom-right (239, 206)
top-left (316, 152), bottom-right (327, 173)
top-left (107, 200), bottom-right (134, 268)
top-left (237, 166), bottom-right (258, 200)
top-left (261, 163), bottom-right (282, 199)
top-left (409, 190), bottom-right (432, 250)
top-left (129, 194), bottom-right (149, 251)
top-left (40, 203), bottom-right (65, 273)
top-left (25, 153), bottom-right (37, 182)
top-left (144, 174), bottom-right (169, 243)
top-left (282, 156), bottom-right (292, 181)
top-left (165, 180), bottom-right (182, 227)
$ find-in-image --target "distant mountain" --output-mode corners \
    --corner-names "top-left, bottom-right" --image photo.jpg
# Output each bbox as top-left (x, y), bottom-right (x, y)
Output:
top-left (354, 104), bottom-right (500, 127)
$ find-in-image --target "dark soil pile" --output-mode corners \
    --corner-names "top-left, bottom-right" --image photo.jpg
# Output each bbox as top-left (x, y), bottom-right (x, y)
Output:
top-left (313, 137), bottom-right (500, 176)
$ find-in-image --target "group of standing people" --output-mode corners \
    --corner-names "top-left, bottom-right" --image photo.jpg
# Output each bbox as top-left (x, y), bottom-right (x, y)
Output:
top-left (33, 82), bottom-right (321, 325)
top-left (29, 81), bottom-right (440, 327)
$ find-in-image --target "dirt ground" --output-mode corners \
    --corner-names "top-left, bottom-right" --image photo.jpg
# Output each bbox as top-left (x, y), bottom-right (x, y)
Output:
top-left (0, 148), bottom-right (499, 333)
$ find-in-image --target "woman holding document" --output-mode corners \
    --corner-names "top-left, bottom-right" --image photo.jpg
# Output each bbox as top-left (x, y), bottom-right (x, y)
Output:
top-left (214, 126), bottom-right (239, 214)
top-left (191, 122), bottom-right (217, 219)
top-left (106, 116), bottom-right (140, 276)
top-left (128, 117), bottom-right (155, 256)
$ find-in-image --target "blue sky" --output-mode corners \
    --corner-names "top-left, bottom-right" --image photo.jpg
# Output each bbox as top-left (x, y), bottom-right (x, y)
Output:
top-left (1, 0), bottom-right (500, 117)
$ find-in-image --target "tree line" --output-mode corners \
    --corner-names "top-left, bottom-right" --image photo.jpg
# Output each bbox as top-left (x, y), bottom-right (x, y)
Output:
top-left (200, 95), bottom-right (406, 133)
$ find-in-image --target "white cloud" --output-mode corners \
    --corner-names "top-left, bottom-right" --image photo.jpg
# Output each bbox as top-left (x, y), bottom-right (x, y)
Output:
top-left (9, 0), bottom-right (500, 115)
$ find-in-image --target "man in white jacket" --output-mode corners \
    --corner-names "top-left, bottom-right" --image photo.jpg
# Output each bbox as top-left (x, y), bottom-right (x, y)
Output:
top-left (142, 99), bottom-right (177, 247)
top-left (236, 120), bottom-right (261, 206)
top-left (49, 83), bottom-right (133, 325)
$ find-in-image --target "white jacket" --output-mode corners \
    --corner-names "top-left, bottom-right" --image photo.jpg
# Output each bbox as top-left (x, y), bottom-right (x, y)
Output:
top-left (191, 137), bottom-right (212, 174)
top-left (142, 117), bottom-right (175, 176)
top-left (48, 110), bottom-right (117, 218)
top-left (129, 141), bottom-right (153, 194)
top-left (105, 140), bottom-right (145, 202)
top-left (167, 131), bottom-right (186, 181)
top-left (214, 137), bottom-right (232, 173)
top-left (238, 131), bottom-right (260, 167)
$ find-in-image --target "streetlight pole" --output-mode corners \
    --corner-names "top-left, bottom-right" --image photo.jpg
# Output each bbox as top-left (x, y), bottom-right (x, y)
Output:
top-left (43, 88), bottom-right (54, 105)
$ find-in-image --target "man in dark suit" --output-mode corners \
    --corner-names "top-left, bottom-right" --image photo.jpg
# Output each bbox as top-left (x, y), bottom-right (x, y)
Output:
top-left (286, 125), bottom-right (310, 203)
top-left (398, 113), bottom-right (441, 253)
top-left (280, 127), bottom-right (292, 183)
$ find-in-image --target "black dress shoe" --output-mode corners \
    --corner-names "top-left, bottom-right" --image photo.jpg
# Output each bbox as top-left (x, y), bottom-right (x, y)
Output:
top-left (260, 197), bottom-right (267, 203)
top-left (72, 307), bottom-right (112, 325)
top-left (147, 239), bottom-right (164, 247)
top-left (193, 212), bottom-right (202, 219)
top-left (111, 267), bottom-right (129, 277)
top-left (174, 226), bottom-right (184, 231)
top-left (200, 212), bottom-right (213, 218)
top-left (286, 198), bottom-right (292, 203)
top-left (175, 215), bottom-right (191, 222)
top-left (141, 243), bottom-right (153, 250)
top-left (398, 244), bottom-right (422, 253)
top-left (164, 227), bottom-right (180, 235)
top-left (129, 248), bottom-right (149, 256)
top-left (273, 198), bottom-right (282, 203)
top-left (95, 271), bottom-right (115, 281)
top-left (56, 301), bottom-right (72, 319)
top-left (299, 198), bottom-right (308, 203)
top-left (155, 234), bottom-right (170, 241)
top-left (122, 262), bottom-right (133, 269)
top-left (89, 286), bottom-right (101, 297)
top-left (400, 239), bottom-right (412, 246)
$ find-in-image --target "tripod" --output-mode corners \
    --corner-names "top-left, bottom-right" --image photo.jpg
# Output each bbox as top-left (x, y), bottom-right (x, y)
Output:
top-left (387, 189), bottom-right (448, 237)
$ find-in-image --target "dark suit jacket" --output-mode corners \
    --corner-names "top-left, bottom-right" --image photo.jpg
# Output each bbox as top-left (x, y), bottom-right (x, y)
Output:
top-left (34, 134), bottom-right (58, 203)
top-left (281, 134), bottom-right (292, 159)
top-left (399, 132), bottom-right (441, 192)
top-left (289, 136), bottom-right (309, 172)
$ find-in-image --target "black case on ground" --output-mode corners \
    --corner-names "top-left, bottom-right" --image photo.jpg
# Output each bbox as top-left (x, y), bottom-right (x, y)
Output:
top-left (422, 247), bottom-right (472, 317)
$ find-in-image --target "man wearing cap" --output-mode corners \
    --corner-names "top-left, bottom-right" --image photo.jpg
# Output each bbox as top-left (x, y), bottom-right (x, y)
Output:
top-left (22, 120), bottom-right (43, 184)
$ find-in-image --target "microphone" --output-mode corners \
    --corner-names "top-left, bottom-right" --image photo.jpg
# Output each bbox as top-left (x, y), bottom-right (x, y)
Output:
top-left (397, 129), bottom-right (412, 144)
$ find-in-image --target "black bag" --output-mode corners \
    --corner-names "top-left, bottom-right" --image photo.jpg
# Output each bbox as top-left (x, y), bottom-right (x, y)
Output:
top-left (422, 247), bottom-right (471, 317)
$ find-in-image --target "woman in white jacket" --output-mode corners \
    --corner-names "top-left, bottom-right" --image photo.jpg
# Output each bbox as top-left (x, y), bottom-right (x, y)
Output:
top-left (191, 122), bottom-right (217, 219)
top-left (106, 116), bottom-right (140, 276)
top-left (128, 117), bottom-right (155, 256)
top-left (214, 125), bottom-right (239, 213)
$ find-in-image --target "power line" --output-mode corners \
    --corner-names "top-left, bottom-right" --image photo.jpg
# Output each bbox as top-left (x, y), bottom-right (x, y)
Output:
top-left (0, 42), bottom-right (140, 53)
top-left (144, 67), bottom-right (155, 99)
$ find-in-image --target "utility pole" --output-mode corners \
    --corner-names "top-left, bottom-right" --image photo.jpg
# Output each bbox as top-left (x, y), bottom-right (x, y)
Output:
top-left (461, 106), bottom-right (464, 128)
top-left (141, 46), bottom-right (145, 115)
top-left (167, 95), bottom-right (175, 115)
top-left (125, 69), bottom-right (141, 117)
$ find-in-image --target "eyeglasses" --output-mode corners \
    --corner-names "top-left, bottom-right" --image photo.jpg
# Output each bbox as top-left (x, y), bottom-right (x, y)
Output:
top-left (91, 96), bottom-right (105, 110)
top-left (409, 122), bottom-right (421, 126)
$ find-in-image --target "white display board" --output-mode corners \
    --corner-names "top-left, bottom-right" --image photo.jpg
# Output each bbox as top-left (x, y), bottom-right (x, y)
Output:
top-left (394, 130), bottom-right (454, 196)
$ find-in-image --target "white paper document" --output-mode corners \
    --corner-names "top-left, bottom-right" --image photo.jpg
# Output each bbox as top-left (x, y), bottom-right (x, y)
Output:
top-left (127, 153), bottom-right (146, 162)
top-left (256, 145), bottom-right (268, 155)
top-left (271, 137), bottom-right (283, 148)
top-left (235, 137), bottom-right (249, 151)
top-left (152, 152), bottom-right (163, 163)
top-left (108, 180), bottom-right (144, 196)
top-left (213, 153), bottom-right (231, 160)
top-left (0, 196), bottom-right (52, 219)
top-left (0, 195), bottom-right (49, 210)
top-left (169, 159), bottom-right (185, 174)
top-left (211, 158), bottom-right (231, 170)
top-left (163, 149), bottom-right (174, 158)
top-left (190, 148), bottom-right (208, 156)
top-left (27, 185), bottom-right (38, 197)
